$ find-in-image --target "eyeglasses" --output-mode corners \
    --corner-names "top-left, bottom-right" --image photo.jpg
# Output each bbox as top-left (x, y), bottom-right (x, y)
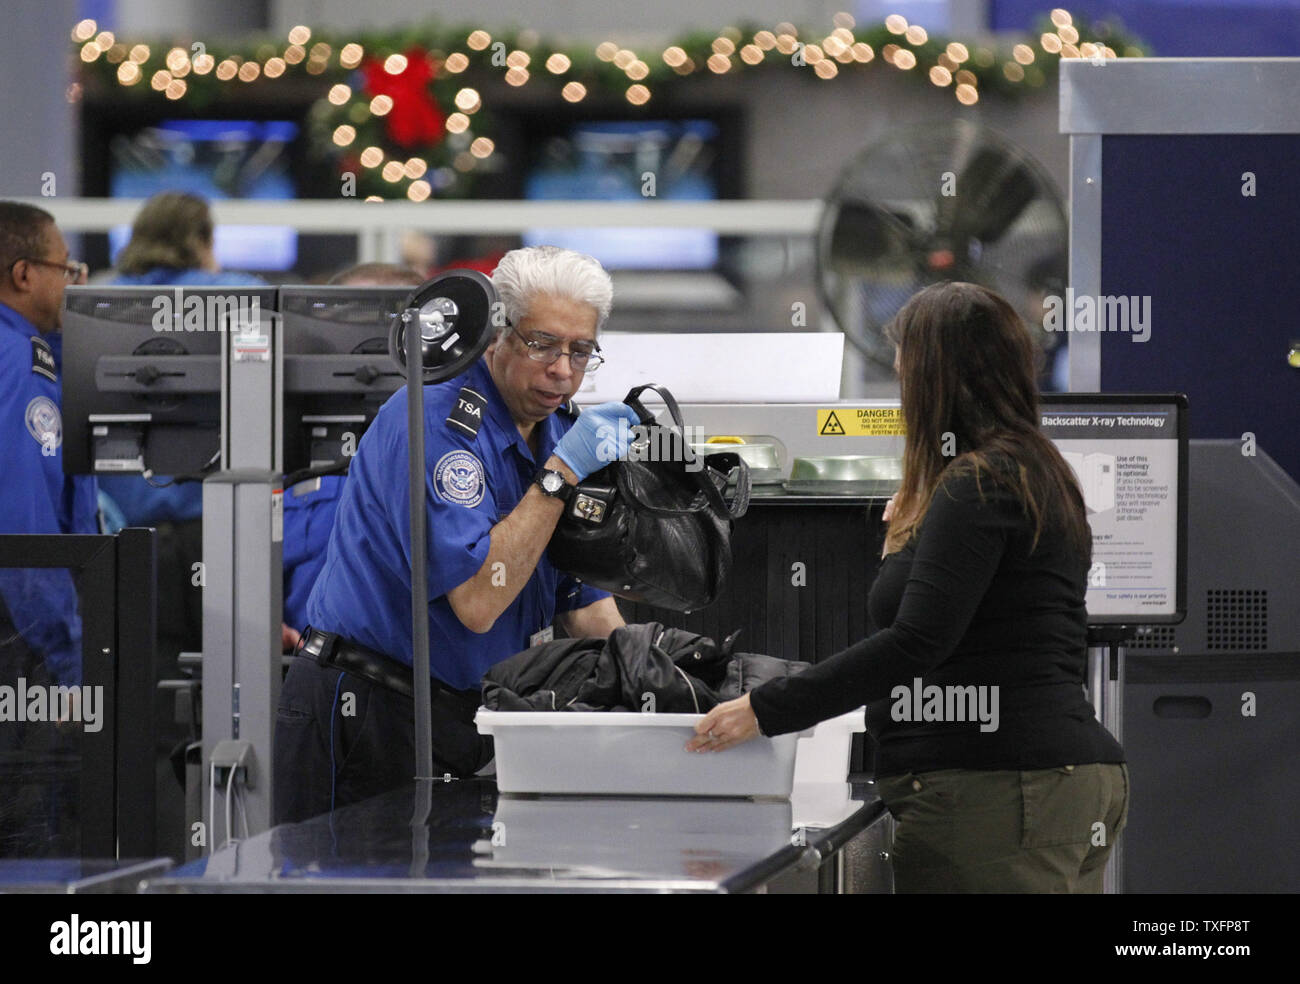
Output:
top-left (510, 326), bottom-right (604, 373)
top-left (12, 257), bottom-right (88, 283)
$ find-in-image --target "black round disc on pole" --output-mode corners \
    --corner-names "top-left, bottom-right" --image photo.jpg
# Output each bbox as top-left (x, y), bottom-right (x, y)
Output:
top-left (390, 268), bottom-right (498, 795)
top-left (390, 268), bottom-right (498, 384)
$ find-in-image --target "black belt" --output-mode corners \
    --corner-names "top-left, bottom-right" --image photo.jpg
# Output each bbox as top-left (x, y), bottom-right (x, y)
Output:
top-left (296, 627), bottom-right (491, 778)
top-left (297, 626), bottom-right (434, 702)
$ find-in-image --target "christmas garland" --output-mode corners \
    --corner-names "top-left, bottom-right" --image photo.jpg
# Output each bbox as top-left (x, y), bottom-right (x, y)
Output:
top-left (72, 11), bottom-right (1148, 200)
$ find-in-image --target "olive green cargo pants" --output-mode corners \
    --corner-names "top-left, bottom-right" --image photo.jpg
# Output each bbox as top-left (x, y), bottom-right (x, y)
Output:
top-left (874, 763), bottom-right (1129, 893)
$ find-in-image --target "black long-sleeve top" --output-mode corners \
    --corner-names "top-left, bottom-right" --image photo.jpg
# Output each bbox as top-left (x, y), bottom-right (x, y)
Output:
top-left (749, 462), bottom-right (1125, 775)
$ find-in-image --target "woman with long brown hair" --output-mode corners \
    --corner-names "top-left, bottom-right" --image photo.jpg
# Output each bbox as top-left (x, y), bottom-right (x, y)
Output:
top-left (113, 191), bottom-right (233, 278)
top-left (688, 281), bottom-right (1128, 893)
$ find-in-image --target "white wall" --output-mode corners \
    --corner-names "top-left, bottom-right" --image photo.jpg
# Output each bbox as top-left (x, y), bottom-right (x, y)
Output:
top-left (273, 0), bottom-right (905, 42)
top-left (115, 0), bottom-right (266, 36)
top-left (0, 0), bottom-right (79, 198)
top-left (109, 0), bottom-right (989, 41)
top-left (740, 68), bottom-right (1066, 199)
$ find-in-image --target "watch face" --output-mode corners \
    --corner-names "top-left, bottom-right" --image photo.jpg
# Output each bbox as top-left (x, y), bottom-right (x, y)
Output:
top-left (541, 471), bottom-right (563, 493)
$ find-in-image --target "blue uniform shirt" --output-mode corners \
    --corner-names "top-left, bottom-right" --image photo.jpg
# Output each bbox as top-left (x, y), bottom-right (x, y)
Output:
top-left (306, 358), bottom-right (609, 691)
top-left (108, 268), bottom-right (267, 289)
top-left (0, 302), bottom-right (99, 685)
top-left (282, 474), bottom-right (346, 632)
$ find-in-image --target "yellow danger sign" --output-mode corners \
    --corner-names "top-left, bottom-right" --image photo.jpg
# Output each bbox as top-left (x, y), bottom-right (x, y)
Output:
top-left (817, 408), bottom-right (905, 436)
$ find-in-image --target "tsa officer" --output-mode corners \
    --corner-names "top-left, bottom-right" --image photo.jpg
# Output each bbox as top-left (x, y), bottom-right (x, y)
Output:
top-left (274, 246), bottom-right (639, 822)
top-left (0, 202), bottom-right (96, 689)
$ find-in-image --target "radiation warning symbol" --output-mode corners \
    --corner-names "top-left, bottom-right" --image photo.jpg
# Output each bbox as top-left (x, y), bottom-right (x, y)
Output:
top-left (819, 411), bottom-right (846, 435)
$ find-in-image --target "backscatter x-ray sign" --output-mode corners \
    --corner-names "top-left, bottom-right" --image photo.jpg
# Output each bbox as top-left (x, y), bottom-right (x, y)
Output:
top-left (1039, 394), bottom-right (1188, 624)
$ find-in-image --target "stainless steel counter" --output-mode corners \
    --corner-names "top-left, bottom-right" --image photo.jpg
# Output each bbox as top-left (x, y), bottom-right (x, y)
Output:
top-left (143, 779), bottom-right (888, 894)
top-left (747, 484), bottom-right (894, 505)
top-left (0, 858), bottom-right (174, 893)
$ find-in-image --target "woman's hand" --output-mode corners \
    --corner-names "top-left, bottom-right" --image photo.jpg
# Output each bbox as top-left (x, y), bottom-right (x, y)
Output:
top-left (685, 693), bottom-right (761, 752)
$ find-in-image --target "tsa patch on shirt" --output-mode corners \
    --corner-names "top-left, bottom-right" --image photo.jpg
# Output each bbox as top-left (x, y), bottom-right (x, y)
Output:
top-left (433, 450), bottom-right (485, 507)
top-left (31, 337), bottom-right (56, 381)
top-left (25, 396), bottom-right (62, 448)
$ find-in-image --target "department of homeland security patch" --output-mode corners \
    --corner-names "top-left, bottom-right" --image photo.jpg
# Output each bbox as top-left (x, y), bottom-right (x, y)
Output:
top-left (25, 395), bottom-right (62, 448)
top-left (434, 450), bottom-right (485, 507)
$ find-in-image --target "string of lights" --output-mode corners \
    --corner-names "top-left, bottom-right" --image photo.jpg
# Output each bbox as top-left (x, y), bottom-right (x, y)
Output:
top-left (70, 10), bottom-right (1147, 200)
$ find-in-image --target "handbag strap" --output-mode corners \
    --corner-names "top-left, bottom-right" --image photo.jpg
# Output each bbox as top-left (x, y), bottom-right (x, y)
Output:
top-left (615, 383), bottom-right (750, 520)
top-left (700, 451), bottom-right (751, 519)
top-left (623, 384), bottom-right (686, 430)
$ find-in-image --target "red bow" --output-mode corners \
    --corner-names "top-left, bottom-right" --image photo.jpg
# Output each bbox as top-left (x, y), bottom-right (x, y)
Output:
top-left (362, 47), bottom-right (445, 149)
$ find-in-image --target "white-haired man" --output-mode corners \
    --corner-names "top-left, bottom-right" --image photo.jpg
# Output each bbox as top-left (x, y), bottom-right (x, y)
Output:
top-left (274, 246), bottom-right (639, 822)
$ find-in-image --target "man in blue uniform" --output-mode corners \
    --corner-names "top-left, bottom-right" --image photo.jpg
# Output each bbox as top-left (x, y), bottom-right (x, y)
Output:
top-left (0, 203), bottom-right (98, 856)
top-left (273, 246), bottom-right (639, 822)
top-left (0, 202), bottom-right (98, 686)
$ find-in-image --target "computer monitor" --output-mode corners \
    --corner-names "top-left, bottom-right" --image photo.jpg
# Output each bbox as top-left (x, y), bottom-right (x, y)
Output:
top-left (518, 118), bottom-right (731, 270)
top-left (107, 119), bottom-right (299, 272)
top-left (278, 286), bottom-right (415, 475)
top-left (61, 285), bottom-right (278, 476)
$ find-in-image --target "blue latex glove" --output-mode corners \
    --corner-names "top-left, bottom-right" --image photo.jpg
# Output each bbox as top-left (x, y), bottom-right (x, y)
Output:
top-left (553, 402), bottom-right (644, 481)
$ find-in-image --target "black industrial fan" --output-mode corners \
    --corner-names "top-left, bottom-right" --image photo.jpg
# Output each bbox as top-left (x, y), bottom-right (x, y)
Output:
top-left (816, 119), bottom-right (1068, 372)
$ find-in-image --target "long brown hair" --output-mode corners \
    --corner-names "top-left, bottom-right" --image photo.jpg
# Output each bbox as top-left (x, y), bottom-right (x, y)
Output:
top-left (883, 281), bottom-right (1090, 561)
top-left (116, 192), bottom-right (213, 274)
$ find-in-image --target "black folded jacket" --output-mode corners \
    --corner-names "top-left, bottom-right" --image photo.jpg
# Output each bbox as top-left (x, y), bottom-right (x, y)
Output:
top-left (481, 622), bottom-right (806, 713)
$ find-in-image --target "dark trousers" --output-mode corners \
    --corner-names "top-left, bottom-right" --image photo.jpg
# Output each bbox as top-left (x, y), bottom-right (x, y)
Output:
top-left (0, 627), bottom-right (78, 857)
top-left (272, 655), bottom-right (493, 825)
top-left (875, 763), bottom-right (1130, 893)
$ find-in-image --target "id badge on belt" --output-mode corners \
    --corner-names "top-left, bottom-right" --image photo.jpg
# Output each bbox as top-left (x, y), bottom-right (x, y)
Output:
top-left (530, 625), bottom-right (554, 647)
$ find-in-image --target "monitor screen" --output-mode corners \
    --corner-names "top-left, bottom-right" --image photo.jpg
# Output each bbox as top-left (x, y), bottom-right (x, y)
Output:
top-left (522, 120), bottom-right (720, 270)
top-left (108, 120), bottom-right (298, 271)
top-left (278, 286), bottom-right (415, 474)
top-left (61, 285), bottom-right (279, 476)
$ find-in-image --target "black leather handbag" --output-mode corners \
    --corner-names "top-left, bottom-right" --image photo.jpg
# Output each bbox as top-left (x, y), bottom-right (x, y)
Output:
top-left (547, 384), bottom-right (751, 612)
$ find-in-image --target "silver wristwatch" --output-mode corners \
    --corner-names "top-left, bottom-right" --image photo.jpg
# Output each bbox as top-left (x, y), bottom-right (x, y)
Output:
top-left (534, 468), bottom-right (575, 503)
